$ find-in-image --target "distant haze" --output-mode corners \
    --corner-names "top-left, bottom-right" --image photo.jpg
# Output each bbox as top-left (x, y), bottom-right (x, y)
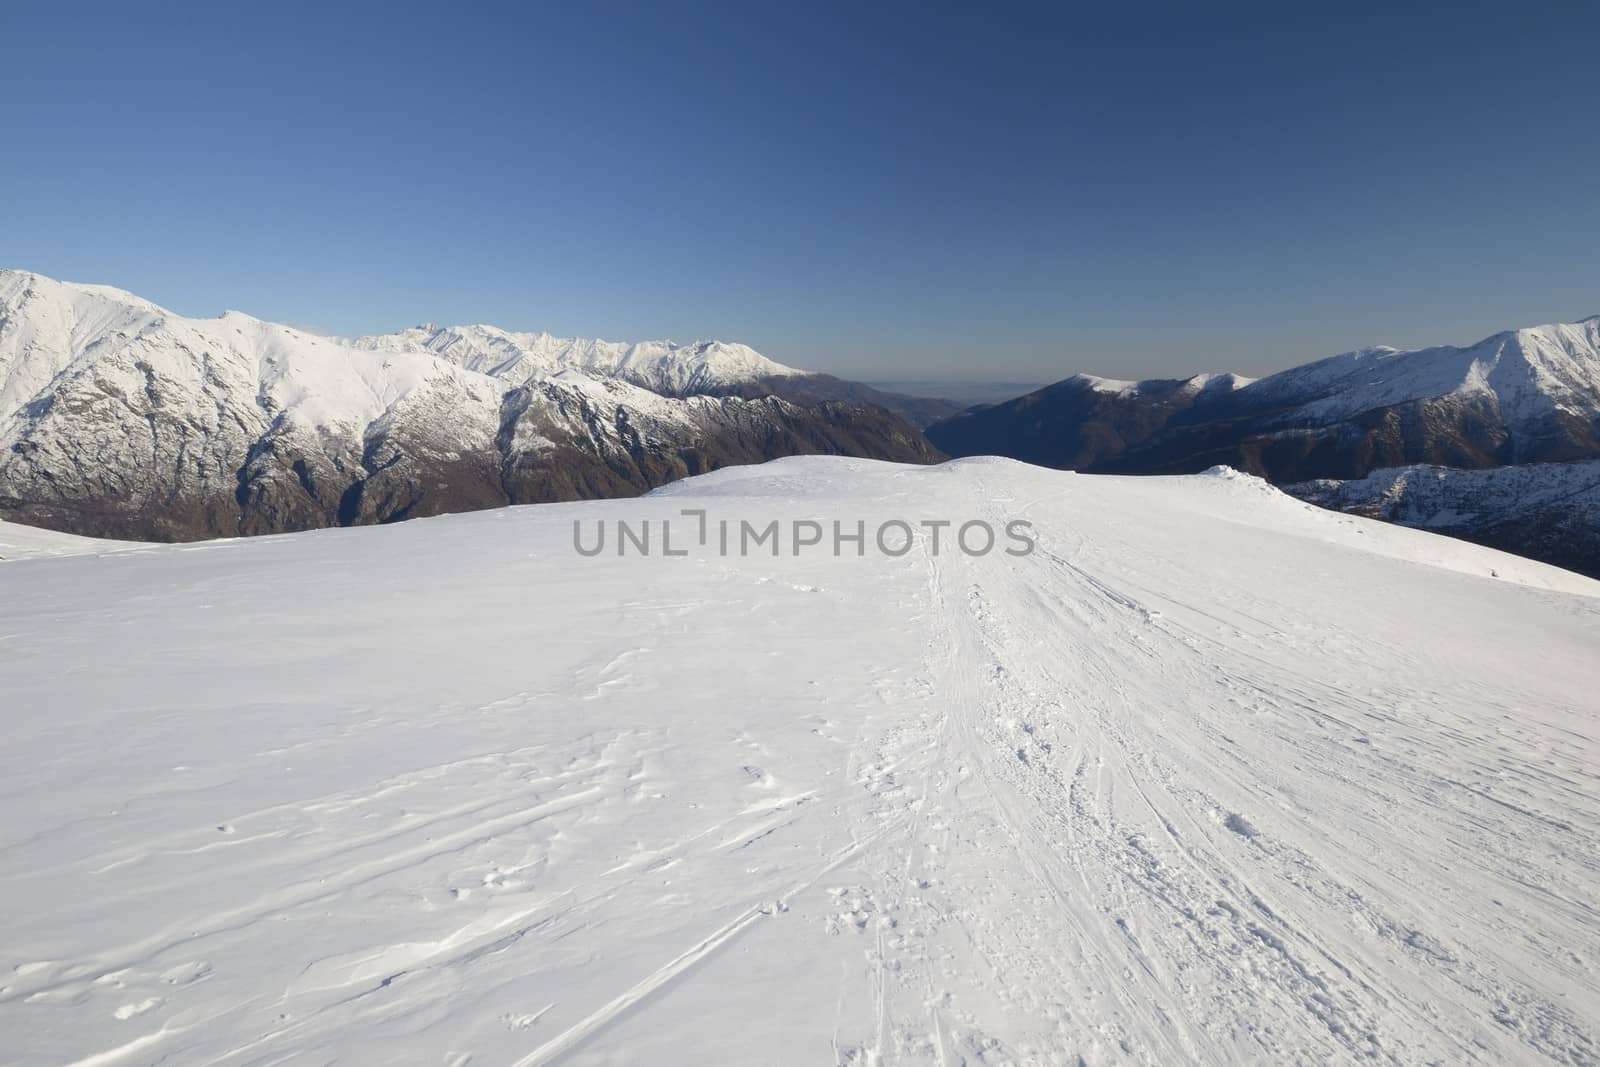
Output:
top-left (865, 380), bottom-right (1049, 406)
top-left (3, 5), bottom-right (1596, 382)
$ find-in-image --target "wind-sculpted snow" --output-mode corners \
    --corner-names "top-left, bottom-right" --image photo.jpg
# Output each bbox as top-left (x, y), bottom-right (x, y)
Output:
top-left (3, 458), bottom-right (1597, 1065)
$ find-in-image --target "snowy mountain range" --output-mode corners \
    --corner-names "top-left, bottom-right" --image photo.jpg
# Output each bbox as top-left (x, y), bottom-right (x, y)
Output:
top-left (0, 270), bottom-right (939, 540)
top-left (5, 457), bottom-right (1596, 1064)
top-left (927, 317), bottom-right (1600, 574)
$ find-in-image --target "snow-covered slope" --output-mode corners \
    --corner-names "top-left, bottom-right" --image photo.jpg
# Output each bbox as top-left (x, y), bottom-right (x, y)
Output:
top-left (0, 270), bottom-right (936, 540)
top-left (4, 458), bottom-right (1596, 1065)
top-left (0, 517), bottom-right (135, 561)
top-left (351, 324), bottom-right (806, 396)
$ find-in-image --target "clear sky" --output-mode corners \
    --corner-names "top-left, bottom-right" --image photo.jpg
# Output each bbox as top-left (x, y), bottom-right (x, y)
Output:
top-left (5, 2), bottom-right (1597, 382)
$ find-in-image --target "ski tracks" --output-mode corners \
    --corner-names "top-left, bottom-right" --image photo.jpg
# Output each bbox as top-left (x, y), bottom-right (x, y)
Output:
top-left (898, 467), bottom-right (1600, 1065)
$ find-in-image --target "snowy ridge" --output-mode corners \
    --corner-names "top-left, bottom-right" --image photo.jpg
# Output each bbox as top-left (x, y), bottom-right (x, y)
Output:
top-left (1071, 373), bottom-right (1142, 395)
top-left (1047, 318), bottom-right (1600, 427)
top-left (1244, 318), bottom-right (1600, 427)
top-left (350, 323), bottom-right (807, 396)
top-left (0, 269), bottom-right (808, 441)
top-left (3, 457), bottom-right (1596, 1065)
top-left (1065, 371), bottom-right (1256, 398)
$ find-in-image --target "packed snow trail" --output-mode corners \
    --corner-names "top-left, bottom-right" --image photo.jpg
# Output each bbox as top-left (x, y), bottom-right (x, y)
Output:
top-left (2, 457), bottom-right (1597, 1065)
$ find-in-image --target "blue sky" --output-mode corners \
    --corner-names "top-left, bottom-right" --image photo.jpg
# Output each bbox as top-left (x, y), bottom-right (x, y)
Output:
top-left (5, 2), bottom-right (1596, 381)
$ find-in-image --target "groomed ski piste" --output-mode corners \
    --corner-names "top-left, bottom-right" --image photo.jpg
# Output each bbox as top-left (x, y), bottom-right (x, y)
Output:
top-left (3, 457), bottom-right (1597, 1066)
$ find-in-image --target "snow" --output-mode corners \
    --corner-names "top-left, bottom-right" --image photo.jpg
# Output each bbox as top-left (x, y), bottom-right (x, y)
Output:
top-left (1046, 318), bottom-right (1600, 433)
top-left (1188, 371), bottom-right (1256, 392)
top-left (536, 367), bottom-right (704, 424)
top-left (0, 269), bottom-right (484, 450)
top-left (1290, 459), bottom-right (1600, 529)
top-left (0, 271), bottom-right (164, 420)
top-left (0, 519), bottom-right (136, 561)
top-left (1064, 372), bottom-right (1254, 399)
top-left (3, 457), bottom-right (1598, 1065)
top-left (0, 268), bottom-right (812, 458)
top-left (1072, 373), bottom-right (1142, 395)
top-left (1242, 318), bottom-right (1600, 428)
top-left (0, 270), bottom-right (808, 415)
top-left (349, 324), bottom-right (807, 395)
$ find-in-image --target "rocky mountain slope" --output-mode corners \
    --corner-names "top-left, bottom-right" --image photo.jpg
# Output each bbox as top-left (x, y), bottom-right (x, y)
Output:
top-left (1288, 459), bottom-right (1600, 579)
top-left (0, 270), bottom-right (938, 540)
top-left (927, 318), bottom-right (1600, 573)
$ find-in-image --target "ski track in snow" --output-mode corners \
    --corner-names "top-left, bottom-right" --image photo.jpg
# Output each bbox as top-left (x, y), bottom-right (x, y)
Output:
top-left (2, 456), bottom-right (1598, 1065)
